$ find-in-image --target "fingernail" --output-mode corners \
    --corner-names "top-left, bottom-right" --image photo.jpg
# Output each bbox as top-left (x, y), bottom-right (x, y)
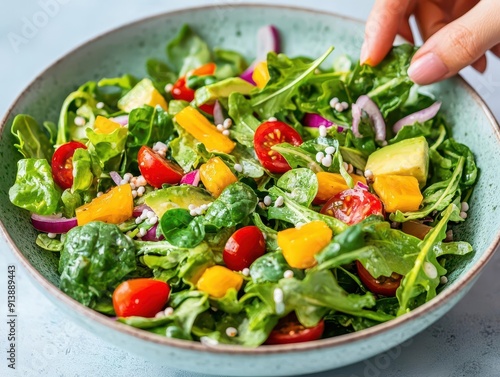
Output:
top-left (407, 52), bottom-right (449, 85)
top-left (360, 40), bottom-right (370, 65)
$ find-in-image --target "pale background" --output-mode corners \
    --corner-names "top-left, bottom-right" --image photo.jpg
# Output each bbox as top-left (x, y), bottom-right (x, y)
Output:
top-left (1, 1), bottom-right (500, 376)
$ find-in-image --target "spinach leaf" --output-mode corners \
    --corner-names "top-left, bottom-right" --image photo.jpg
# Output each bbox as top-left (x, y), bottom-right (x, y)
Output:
top-left (267, 186), bottom-right (347, 234)
top-left (11, 114), bottom-right (53, 160)
top-left (203, 183), bottom-right (258, 228)
top-left (214, 48), bottom-right (248, 78)
top-left (249, 252), bottom-right (303, 283)
top-left (166, 24), bottom-right (211, 76)
top-left (146, 58), bottom-right (177, 92)
top-left (251, 47), bottom-right (334, 119)
top-left (122, 105), bottom-right (174, 173)
top-left (213, 144), bottom-right (265, 179)
top-left (9, 159), bottom-right (60, 215)
top-left (36, 234), bottom-right (63, 252)
top-left (159, 209), bottom-right (205, 248)
top-left (276, 168), bottom-right (318, 207)
top-left (397, 204), bottom-right (456, 315)
top-left (251, 213), bottom-right (279, 252)
top-left (59, 222), bottom-right (137, 310)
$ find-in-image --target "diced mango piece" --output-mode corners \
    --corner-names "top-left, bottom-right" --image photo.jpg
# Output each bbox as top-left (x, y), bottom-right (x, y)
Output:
top-left (93, 115), bottom-right (121, 134)
top-left (174, 106), bottom-right (236, 153)
top-left (197, 266), bottom-right (243, 298)
top-left (315, 172), bottom-right (367, 203)
top-left (372, 175), bottom-right (423, 213)
top-left (117, 78), bottom-right (168, 113)
top-left (252, 61), bottom-right (270, 88)
top-left (76, 185), bottom-right (133, 225)
top-left (278, 221), bottom-right (333, 269)
top-left (199, 157), bottom-right (238, 197)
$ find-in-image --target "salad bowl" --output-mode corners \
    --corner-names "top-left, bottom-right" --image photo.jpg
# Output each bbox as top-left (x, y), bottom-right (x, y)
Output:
top-left (1, 4), bottom-right (499, 376)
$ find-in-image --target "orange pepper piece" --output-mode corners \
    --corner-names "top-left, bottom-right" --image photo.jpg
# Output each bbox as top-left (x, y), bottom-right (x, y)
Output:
top-left (196, 266), bottom-right (243, 298)
top-left (174, 106), bottom-right (236, 153)
top-left (372, 175), bottom-right (423, 213)
top-left (199, 157), bottom-right (238, 197)
top-left (278, 221), bottom-right (333, 269)
top-left (252, 61), bottom-right (270, 89)
top-left (315, 172), bottom-right (367, 204)
top-left (93, 116), bottom-right (121, 134)
top-left (76, 185), bottom-right (133, 226)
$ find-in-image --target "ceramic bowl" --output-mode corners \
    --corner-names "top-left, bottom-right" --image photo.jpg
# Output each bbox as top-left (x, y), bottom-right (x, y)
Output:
top-left (1, 5), bottom-right (499, 376)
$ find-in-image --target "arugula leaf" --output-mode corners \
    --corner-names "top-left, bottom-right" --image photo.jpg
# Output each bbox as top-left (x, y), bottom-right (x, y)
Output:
top-left (251, 213), bottom-right (279, 252)
top-left (228, 92), bottom-right (261, 148)
top-left (159, 209), bottom-right (205, 248)
top-left (11, 114), bottom-right (53, 160)
top-left (271, 143), bottom-right (323, 173)
top-left (169, 127), bottom-right (210, 172)
top-left (9, 159), bottom-right (60, 215)
top-left (59, 222), bottom-right (137, 310)
top-left (166, 24), bottom-right (211, 76)
top-left (267, 186), bottom-right (348, 234)
top-left (397, 204), bottom-right (456, 315)
top-left (251, 47), bottom-right (334, 119)
top-left (213, 144), bottom-right (265, 178)
top-left (203, 183), bottom-right (258, 228)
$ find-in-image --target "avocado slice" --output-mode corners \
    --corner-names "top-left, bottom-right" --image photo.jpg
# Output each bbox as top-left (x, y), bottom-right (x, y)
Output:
top-left (144, 186), bottom-right (213, 218)
top-left (365, 136), bottom-right (429, 187)
top-left (118, 78), bottom-right (167, 113)
top-left (195, 78), bottom-right (255, 106)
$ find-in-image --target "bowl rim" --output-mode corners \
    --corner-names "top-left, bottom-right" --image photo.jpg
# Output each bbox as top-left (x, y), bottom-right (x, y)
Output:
top-left (1, 2), bottom-right (500, 356)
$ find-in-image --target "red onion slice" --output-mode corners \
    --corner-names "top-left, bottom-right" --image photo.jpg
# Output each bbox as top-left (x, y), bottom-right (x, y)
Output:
top-left (356, 181), bottom-right (369, 191)
top-left (31, 214), bottom-right (78, 234)
top-left (392, 102), bottom-right (442, 133)
top-left (133, 204), bottom-right (153, 218)
top-left (111, 115), bottom-right (129, 126)
top-left (180, 170), bottom-right (200, 186)
top-left (303, 113), bottom-right (333, 128)
top-left (213, 100), bottom-right (225, 126)
top-left (110, 171), bottom-right (122, 186)
top-left (240, 25), bottom-right (281, 84)
top-left (351, 95), bottom-right (386, 143)
top-left (141, 224), bottom-right (164, 242)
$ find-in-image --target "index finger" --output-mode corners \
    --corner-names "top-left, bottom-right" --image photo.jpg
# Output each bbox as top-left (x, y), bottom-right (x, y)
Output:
top-left (361, 0), bottom-right (412, 66)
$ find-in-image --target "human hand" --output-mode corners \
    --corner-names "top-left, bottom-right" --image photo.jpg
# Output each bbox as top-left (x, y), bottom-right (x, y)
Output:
top-left (361, 0), bottom-right (500, 85)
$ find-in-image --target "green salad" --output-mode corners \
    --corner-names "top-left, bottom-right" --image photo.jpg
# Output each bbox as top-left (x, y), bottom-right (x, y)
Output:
top-left (8, 24), bottom-right (478, 347)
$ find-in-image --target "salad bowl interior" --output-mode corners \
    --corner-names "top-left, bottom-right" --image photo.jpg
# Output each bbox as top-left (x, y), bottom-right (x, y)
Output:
top-left (1, 4), bottom-right (500, 376)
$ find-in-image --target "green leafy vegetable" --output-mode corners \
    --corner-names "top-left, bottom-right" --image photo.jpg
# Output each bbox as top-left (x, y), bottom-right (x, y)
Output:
top-left (159, 209), bottom-right (205, 248)
top-left (11, 114), bottom-right (53, 160)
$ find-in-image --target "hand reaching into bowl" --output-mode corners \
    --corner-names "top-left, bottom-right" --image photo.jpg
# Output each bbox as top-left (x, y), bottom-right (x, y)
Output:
top-left (361, 0), bottom-right (500, 84)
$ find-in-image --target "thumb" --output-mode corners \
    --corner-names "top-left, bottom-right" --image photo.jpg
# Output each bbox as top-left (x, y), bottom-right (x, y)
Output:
top-left (408, 0), bottom-right (500, 85)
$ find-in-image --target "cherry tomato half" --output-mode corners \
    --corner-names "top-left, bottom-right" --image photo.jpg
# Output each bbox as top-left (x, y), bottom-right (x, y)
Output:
top-left (113, 278), bottom-right (171, 318)
top-left (320, 188), bottom-right (384, 226)
top-left (265, 313), bottom-right (324, 345)
top-left (254, 121), bottom-right (303, 174)
top-left (223, 226), bottom-right (266, 271)
top-left (138, 146), bottom-right (184, 188)
top-left (356, 261), bottom-right (402, 296)
top-left (51, 141), bottom-right (87, 189)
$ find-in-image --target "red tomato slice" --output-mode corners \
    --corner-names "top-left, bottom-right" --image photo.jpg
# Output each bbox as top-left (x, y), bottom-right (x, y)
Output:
top-left (112, 278), bottom-right (170, 318)
top-left (356, 261), bottom-right (402, 296)
top-left (320, 188), bottom-right (384, 226)
top-left (138, 146), bottom-right (184, 188)
top-left (223, 226), bottom-right (266, 271)
top-left (51, 141), bottom-right (87, 189)
top-left (253, 121), bottom-right (303, 174)
top-left (265, 313), bottom-right (324, 345)
top-left (199, 103), bottom-right (215, 116)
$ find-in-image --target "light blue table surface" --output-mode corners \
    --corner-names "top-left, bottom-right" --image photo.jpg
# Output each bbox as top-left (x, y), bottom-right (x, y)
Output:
top-left (1, 1), bottom-right (499, 376)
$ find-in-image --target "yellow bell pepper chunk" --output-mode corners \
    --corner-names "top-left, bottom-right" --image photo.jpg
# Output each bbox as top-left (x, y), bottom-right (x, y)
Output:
top-left (174, 106), bottom-right (236, 153)
top-left (117, 78), bottom-right (168, 113)
top-left (199, 157), bottom-right (238, 197)
top-left (93, 116), bottom-right (121, 134)
top-left (76, 185), bottom-right (134, 226)
top-left (196, 266), bottom-right (243, 298)
top-left (315, 172), bottom-right (367, 203)
top-left (372, 175), bottom-right (423, 213)
top-left (278, 221), bottom-right (333, 269)
top-left (252, 61), bottom-right (270, 89)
